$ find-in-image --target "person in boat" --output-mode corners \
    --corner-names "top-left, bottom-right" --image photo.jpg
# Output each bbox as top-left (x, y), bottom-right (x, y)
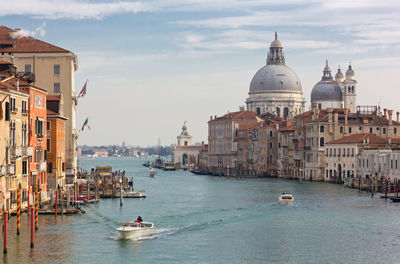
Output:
top-left (136, 216), bottom-right (143, 223)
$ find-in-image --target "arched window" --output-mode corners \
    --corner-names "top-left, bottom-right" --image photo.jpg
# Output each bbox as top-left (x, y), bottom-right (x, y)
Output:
top-left (276, 107), bottom-right (280, 117)
top-left (182, 154), bottom-right (188, 165)
top-left (348, 86), bottom-right (351, 93)
top-left (283, 107), bottom-right (289, 119)
top-left (256, 107), bottom-right (261, 115)
top-left (320, 137), bottom-right (325, 147)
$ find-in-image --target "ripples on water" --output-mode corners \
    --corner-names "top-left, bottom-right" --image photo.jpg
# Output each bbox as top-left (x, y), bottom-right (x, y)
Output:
top-left (2, 157), bottom-right (400, 264)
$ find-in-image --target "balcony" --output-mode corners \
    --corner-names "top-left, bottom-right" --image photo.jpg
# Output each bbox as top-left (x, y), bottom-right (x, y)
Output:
top-left (6, 164), bottom-right (15, 174)
top-left (21, 109), bottom-right (29, 116)
top-left (11, 107), bottom-right (18, 114)
top-left (10, 146), bottom-right (22, 158)
top-left (22, 147), bottom-right (33, 156)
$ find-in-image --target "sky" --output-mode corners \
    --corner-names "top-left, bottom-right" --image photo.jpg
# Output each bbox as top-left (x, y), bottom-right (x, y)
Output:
top-left (0, 0), bottom-right (399, 147)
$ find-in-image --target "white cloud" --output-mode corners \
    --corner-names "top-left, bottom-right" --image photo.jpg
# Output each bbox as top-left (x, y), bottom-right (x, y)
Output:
top-left (1, 0), bottom-right (152, 20)
top-left (10, 22), bottom-right (47, 39)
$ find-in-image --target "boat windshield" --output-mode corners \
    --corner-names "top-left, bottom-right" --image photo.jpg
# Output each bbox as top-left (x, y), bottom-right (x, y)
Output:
top-left (281, 196), bottom-right (293, 199)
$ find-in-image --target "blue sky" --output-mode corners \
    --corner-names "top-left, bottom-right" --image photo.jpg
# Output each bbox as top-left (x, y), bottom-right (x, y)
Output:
top-left (1, 0), bottom-right (399, 147)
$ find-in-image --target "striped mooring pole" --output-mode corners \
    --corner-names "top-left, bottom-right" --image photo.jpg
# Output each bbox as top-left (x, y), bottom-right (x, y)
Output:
top-left (17, 184), bottom-right (21, 235)
top-left (35, 184), bottom-right (38, 230)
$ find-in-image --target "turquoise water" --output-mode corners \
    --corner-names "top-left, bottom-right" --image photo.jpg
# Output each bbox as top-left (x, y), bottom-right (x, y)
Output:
top-left (2, 157), bottom-right (400, 263)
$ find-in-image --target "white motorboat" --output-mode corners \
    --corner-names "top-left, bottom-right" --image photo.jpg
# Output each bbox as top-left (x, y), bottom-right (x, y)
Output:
top-left (148, 166), bottom-right (156, 177)
top-left (279, 193), bottom-right (294, 204)
top-left (123, 190), bottom-right (146, 198)
top-left (117, 221), bottom-right (156, 239)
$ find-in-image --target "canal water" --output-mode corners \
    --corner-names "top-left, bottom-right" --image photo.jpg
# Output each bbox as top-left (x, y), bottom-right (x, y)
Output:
top-left (2, 157), bottom-right (400, 264)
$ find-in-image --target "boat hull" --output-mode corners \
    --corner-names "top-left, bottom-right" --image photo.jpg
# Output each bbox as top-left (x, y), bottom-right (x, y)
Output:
top-left (117, 227), bottom-right (156, 239)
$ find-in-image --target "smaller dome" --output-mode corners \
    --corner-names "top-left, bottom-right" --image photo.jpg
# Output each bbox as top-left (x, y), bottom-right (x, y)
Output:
top-left (270, 32), bottom-right (282, 48)
top-left (311, 80), bottom-right (342, 102)
top-left (346, 64), bottom-right (355, 80)
top-left (335, 67), bottom-right (344, 82)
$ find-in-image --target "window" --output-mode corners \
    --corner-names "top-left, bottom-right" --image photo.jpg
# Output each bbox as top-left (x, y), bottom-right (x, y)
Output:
top-left (256, 107), bottom-right (260, 115)
top-left (47, 162), bottom-right (52, 173)
top-left (318, 103), bottom-right (322, 109)
top-left (276, 107), bottom-right (280, 117)
top-left (348, 127), bottom-right (352, 134)
top-left (329, 148), bottom-right (332, 157)
top-left (22, 161), bottom-right (28, 175)
top-left (10, 97), bottom-right (16, 112)
top-left (269, 142), bottom-right (272, 149)
top-left (10, 121), bottom-right (15, 146)
top-left (270, 131), bottom-right (273, 138)
top-left (47, 121), bottom-right (51, 131)
top-left (25, 64), bottom-right (32, 73)
top-left (320, 126), bottom-right (324, 133)
top-left (47, 139), bottom-right (51, 152)
top-left (62, 162), bottom-right (65, 172)
top-left (351, 148), bottom-right (354, 157)
top-left (283, 107), bottom-right (289, 119)
top-left (320, 137), bottom-right (324, 147)
top-left (22, 100), bottom-right (27, 114)
top-left (35, 95), bottom-right (42, 108)
top-left (5, 102), bottom-right (10, 121)
top-left (54, 83), bottom-right (61, 93)
top-left (395, 128), bottom-right (398, 135)
top-left (383, 128), bottom-right (386, 134)
top-left (35, 118), bottom-right (43, 137)
top-left (338, 148), bottom-right (341, 157)
top-left (370, 127), bottom-right (373, 133)
top-left (326, 149), bottom-right (328, 156)
top-left (22, 123), bottom-right (27, 147)
top-left (54, 64), bottom-right (60, 75)
top-left (340, 127), bottom-right (343, 133)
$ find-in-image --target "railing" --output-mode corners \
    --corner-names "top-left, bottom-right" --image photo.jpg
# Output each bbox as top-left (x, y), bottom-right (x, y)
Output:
top-left (21, 109), bottom-right (29, 115)
top-left (10, 146), bottom-right (22, 158)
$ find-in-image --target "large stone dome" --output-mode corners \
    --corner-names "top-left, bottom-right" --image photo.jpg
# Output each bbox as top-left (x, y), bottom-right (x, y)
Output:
top-left (249, 64), bottom-right (302, 93)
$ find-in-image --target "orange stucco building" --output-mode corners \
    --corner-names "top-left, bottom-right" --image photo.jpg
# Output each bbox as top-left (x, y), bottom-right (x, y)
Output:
top-left (46, 95), bottom-right (67, 190)
top-left (20, 82), bottom-right (48, 200)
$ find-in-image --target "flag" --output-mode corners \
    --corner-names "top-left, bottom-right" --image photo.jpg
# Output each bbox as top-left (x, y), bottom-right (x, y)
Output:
top-left (81, 117), bottom-right (91, 131)
top-left (78, 80), bottom-right (88, 98)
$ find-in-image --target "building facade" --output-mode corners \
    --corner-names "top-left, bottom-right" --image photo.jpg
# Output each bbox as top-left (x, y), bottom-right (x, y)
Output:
top-left (0, 26), bottom-right (78, 183)
top-left (172, 123), bottom-right (201, 169)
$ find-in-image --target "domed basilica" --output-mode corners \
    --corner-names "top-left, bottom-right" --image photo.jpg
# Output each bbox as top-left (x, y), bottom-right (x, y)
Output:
top-left (246, 33), bottom-right (305, 119)
top-left (311, 60), bottom-right (357, 112)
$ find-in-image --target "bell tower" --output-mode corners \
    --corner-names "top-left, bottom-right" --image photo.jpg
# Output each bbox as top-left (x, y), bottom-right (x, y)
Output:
top-left (177, 121), bottom-right (192, 146)
top-left (343, 63), bottom-right (357, 113)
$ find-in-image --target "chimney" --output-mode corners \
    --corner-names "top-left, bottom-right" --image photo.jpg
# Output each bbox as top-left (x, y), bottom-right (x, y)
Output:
top-left (210, 116), bottom-right (212, 120)
top-left (378, 106), bottom-right (381, 117)
top-left (344, 109), bottom-right (348, 124)
top-left (397, 111), bottom-right (399, 123)
top-left (388, 110), bottom-right (393, 125)
top-left (16, 79), bottom-right (19, 91)
top-left (201, 141), bottom-right (205, 151)
top-left (384, 108), bottom-right (387, 119)
top-left (328, 108), bottom-right (333, 123)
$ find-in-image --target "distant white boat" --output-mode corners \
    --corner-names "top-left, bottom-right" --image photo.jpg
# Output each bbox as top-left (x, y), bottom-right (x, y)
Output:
top-left (279, 193), bottom-right (294, 204)
top-left (148, 166), bottom-right (156, 177)
top-left (117, 221), bottom-right (156, 239)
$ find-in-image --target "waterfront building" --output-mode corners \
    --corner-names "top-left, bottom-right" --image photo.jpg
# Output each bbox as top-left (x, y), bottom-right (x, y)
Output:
top-left (0, 61), bottom-right (30, 212)
top-left (46, 95), bottom-right (67, 190)
top-left (0, 26), bottom-right (79, 183)
top-left (19, 79), bottom-right (48, 201)
top-left (234, 122), bottom-right (261, 172)
top-left (207, 110), bottom-right (260, 172)
top-left (357, 145), bottom-right (400, 182)
top-left (295, 107), bottom-right (400, 181)
top-left (311, 61), bottom-right (356, 113)
top-left (172, 123), bottom-right (201, 169)
top-left (246, 33), bottom-right (305, 119)
top-left (325, 133), bottom-right (387, 183)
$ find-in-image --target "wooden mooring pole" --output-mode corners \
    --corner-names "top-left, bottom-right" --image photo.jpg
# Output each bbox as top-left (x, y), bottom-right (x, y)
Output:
top-left (17, 184), bottom-right (21, 235)
top-left (3, 208), bottom-right (8, 254)
top-left (55, 190), bottom-right (58, 217)
top-left (35, 185), bottom-right (38, 230)
top-left (30, 207), bottom-right (34, 248)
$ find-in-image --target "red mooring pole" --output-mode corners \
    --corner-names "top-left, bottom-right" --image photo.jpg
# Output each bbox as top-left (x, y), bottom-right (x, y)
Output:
top-left (35, 185), bottom-right (38, 230)
top-left (17, 184), bottom-right (21, 235)
top-left (55, 190), bottom-right (58, 217)
top-left (4, 209), bottom-right (8, 254)
top-left (30, 207), bottom-right (34, 248)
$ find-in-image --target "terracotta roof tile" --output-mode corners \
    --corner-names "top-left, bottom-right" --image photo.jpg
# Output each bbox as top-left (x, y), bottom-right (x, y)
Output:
top-left (326, 133), bottom-right (386, 145)
top-left (0, 26), bottom-right (70, 53)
